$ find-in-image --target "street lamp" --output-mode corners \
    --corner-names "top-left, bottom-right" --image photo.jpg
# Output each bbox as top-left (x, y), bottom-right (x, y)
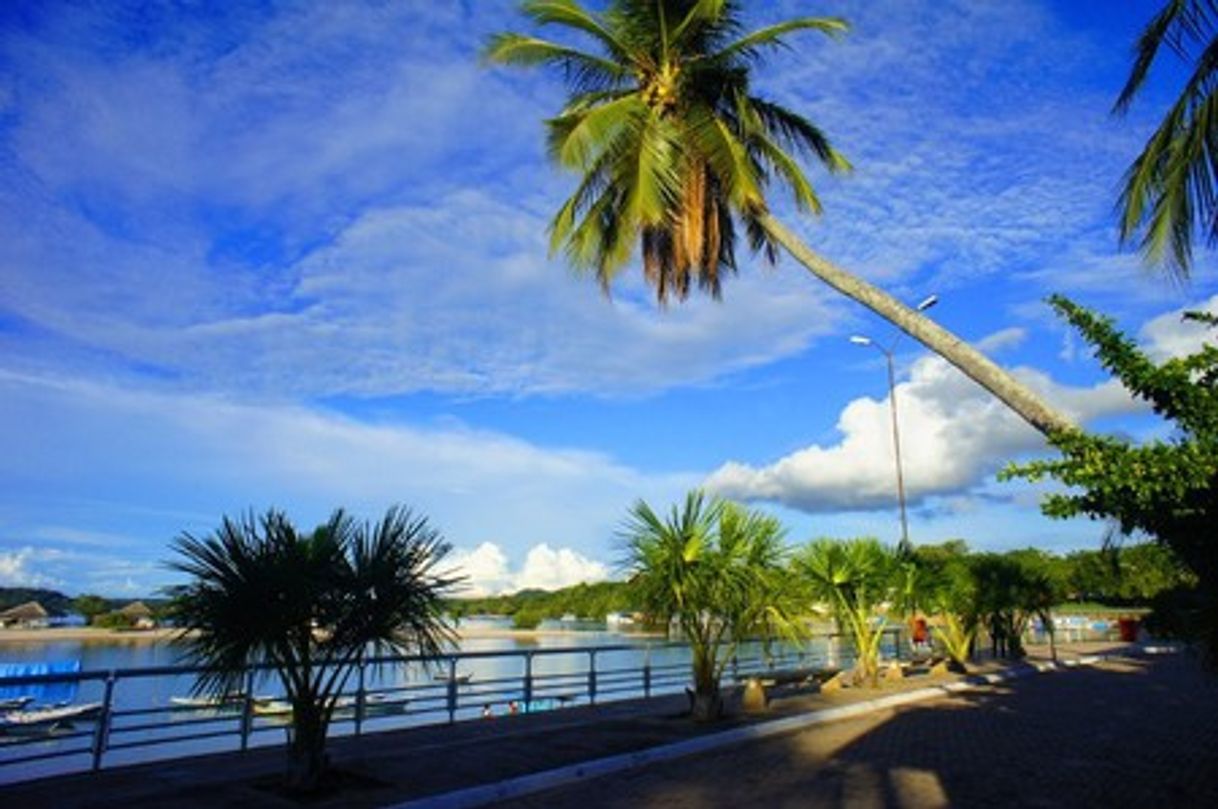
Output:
top-left (850, 295), bottom-right (939, 554)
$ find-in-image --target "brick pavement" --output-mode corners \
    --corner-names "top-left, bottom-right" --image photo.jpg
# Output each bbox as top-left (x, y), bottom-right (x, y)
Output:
top-left (500, 651), bottom-right (1218, 809)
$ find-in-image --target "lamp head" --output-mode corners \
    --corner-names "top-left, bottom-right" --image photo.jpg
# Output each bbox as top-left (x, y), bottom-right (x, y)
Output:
top-left (916, 294), bottom-right (939, 311)
top-left (849, 335), bottom-right (872, 346)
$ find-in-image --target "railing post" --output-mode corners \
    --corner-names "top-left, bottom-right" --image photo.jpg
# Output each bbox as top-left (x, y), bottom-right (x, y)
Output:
top-left (446, 657), bottom-right (458, 724)
top-left (354, 658), bottom-right (366, 737)
top-left (91, 671), bottom-right (116, 772)
top-left (523, 652), bottom-right (533, 708)
top-left (587, 650), bottom-right (597, 705)
top-left (642, 646), bottom-right (651, 699)
top-left (239, 669), bottom-right (255, 751)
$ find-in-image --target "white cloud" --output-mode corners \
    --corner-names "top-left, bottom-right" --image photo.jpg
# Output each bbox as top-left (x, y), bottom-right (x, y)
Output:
top-left (977, 328), bottom-right (1027, 353)
top-left (514, 544), bottom-right (609, 593)
top-left (754, 0), bottom-right (1155, 297)
top-left (0, 370), bottom-right (694, 594)
top-left (1139, 294), bottom-right (1218, 361)
top-left (0, 547), bottom-right (63, 588)
top-left (707, 291), bottom-right (1217, 517)
top-left (448, 541), bottom-right (609, 597)
top-left (705, 336), bottom-right (1142, 513)
top-left (0, 184), bottom-right (848, 398)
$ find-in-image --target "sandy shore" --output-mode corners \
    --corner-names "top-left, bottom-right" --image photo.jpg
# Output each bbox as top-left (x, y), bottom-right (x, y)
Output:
top-left (0, 627), bottom-right (185, 644)
top-left (0, 625), bottom-right (661, 645)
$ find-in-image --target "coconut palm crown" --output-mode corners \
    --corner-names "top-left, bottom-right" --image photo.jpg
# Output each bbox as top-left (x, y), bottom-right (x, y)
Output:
top-left (486, 0), bottom-right (851, 303)
top-left (1115, 0), bottom-right (1218, 276)
top-left (488, 0), bottom-right (1075, 437)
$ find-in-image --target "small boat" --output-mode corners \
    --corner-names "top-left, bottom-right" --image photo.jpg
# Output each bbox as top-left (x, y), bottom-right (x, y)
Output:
top-left (252, 698), bottom-right (293, 717)
top-left (250, 694), bottom-right (407, 720)
top-left (0, 696), bottom-right (34, 711)
top-left (169, 693), bottom-right (248, 709)
top-left (0, 702), bottom-right (102, 734)
top-left (433, 672), bottom-right (473, 684)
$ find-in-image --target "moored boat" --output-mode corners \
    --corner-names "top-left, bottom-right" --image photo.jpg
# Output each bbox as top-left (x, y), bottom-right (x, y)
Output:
top-left (0, 702), bottom-right (102, 734)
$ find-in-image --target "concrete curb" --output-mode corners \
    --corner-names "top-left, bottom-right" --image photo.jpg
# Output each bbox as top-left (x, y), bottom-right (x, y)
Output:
top-left (385, 651), bottom-right (1126, 809)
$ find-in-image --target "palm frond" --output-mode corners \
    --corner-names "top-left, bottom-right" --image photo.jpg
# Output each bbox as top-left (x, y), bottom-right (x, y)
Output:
top-left (483, 33), bottom-right (630, 92)
top-left (624, 112), bottom-right (683, 227)
top-left (546, 93), bottom-right (645, 170)
top-left (709, 16), bottom-right (849, 63)
top-left (521, 0), bottom-right (632, 62)
top-left (1118, 30), bottom-right (1218, 275)
top-left (670, 0), bottom-right (728, 44)
top-left (746, 97), bottom-right (852, 172)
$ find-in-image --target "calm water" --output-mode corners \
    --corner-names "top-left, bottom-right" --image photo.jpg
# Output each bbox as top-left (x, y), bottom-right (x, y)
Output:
top-left (0, 619), bottom-right (858, 784)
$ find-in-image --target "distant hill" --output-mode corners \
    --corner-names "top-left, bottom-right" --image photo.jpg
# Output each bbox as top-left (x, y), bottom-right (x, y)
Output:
top-left (0, 587), bottom-right (74, 617)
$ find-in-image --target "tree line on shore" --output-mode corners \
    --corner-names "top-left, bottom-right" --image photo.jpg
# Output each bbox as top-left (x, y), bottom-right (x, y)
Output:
top-left (441, 539), bottom-right (1191, 631)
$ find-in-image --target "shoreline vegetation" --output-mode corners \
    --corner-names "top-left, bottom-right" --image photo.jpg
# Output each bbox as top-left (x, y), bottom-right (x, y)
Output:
top-left (0, 624), bottom-right (665, 645)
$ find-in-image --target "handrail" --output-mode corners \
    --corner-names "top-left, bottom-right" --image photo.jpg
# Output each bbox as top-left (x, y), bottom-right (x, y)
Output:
top-left (0, 629), bottom-right (902, 784)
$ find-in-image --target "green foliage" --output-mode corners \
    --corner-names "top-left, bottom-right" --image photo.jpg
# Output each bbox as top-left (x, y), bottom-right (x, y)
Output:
top-left (795, 537), bottom-right (900, 685)
top-left (622, 490), bottom-right (800, 720)
top-left (72, 594), bottom-right (111, 622)
top-left (486, 0), bottom-right (850, 302)
top-left (1115, 1), bottom-right (1218, 276)
top-left (92, 611), bottom-right (134, 630)
top-left (971, 552), bottom-right (1062, 660)
top-left (166, 506), bottom-right (458, 790)
top-left (1003, 295), bottom-right (1218, 661)
top-left (447, 580), bottom-right (638, 623)
top-left (511, 605), bottom-right (545, 629)
top-left (923, 554), bottom-right (981, 670)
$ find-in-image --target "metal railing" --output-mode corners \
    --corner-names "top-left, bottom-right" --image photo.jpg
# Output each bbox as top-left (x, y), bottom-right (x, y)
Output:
top-left (0, 630), bottom-right (901, 784)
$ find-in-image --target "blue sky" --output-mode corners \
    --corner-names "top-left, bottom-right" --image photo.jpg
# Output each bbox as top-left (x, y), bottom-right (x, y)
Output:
top-left (1, 0), bottom-right (1216, 597)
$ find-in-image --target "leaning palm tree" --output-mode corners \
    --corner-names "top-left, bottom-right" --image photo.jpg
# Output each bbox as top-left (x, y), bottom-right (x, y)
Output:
top-left (622, 490), bottom-right (799, 720)
top-left (167, 506), bottom-right (458, 791)
top-left (485, 0), bottom-right (1072, 435)
top-left (1115, 0), bottom-right (1218, 277)
top-left (796, 537), bottom-right (899, 686)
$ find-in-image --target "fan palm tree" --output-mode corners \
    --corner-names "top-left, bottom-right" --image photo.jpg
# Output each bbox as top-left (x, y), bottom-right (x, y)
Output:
top-left (167, 506), bottom-right (458, 791)
top-left (925, 555), bottom-right (981, 672)
top-left (796, 537), bottom-right (899, 686)
top-left (485, 0), bottom-right (1072, 435)
top-left (622, 490), bottom-right (799, 720)
top-left (1115, 0), bottom-right (1218, 276)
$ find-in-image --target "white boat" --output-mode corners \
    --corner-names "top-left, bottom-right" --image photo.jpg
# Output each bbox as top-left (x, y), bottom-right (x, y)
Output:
top-left (433, 672), bottom-right (473, 684)
top-left (169, 693), bottom-right (247, 709)
top-left (0, 702), bottom-right (102, 733)
top-left (251, 694), bottom-right (405, 720)
top-left (0, 696), bottom-right (33, 711)
top-left (252, 698), bottom-right (293, 717)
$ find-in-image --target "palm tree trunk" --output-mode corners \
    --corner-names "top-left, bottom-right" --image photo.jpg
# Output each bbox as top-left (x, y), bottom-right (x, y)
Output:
top-left (286, 705), bottom-right (329, 792)
top-left (689, 645), bottom-right (722, 722)
top-left (760, 214), bottom-right (1075, 437)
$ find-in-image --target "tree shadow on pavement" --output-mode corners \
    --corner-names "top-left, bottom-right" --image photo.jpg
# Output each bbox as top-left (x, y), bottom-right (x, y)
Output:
top-left (791, 653), bottom-right (1218, 809)
top-left (506, 653), bottom-right (1218, 809)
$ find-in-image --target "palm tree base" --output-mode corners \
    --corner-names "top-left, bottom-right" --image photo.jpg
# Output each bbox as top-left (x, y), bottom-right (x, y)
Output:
top-left (687, 686), bottom-right (724, 722)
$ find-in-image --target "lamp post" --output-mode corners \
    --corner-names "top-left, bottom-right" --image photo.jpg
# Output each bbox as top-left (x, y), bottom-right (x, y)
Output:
top-left (851, 295), bottom-right (938, 554)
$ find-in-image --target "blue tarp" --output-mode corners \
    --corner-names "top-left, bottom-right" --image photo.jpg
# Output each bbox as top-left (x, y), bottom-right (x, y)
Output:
top-left (0, 661), bottom-right (80, 705)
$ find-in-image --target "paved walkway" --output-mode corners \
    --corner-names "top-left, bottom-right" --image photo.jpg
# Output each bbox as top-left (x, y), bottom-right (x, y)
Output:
top-left (502, 650), bottom-right (1218, 809)
top-left (2, 643), bottom-right (1215, 808)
